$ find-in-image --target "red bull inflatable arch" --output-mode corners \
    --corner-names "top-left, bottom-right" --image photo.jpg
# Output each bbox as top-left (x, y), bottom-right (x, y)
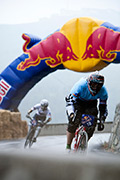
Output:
top-left (0, 17), bottom-right (120, 111)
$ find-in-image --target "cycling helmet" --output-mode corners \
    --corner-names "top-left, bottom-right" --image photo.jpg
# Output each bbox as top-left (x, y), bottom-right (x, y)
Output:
top-left (87, 71), bottom-right (104, 95)
top-left (40, 99), bottom-right (49, 110)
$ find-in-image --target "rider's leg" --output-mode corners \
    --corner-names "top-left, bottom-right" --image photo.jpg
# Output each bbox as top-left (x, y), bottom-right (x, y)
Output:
top-left (33, 126), bottom-right (41, 142)
top-left (66, 120), bottom-right (79, 149)
top-left (66, 131), bottom-right (75, 149)
top-left (66, 107), bottom-right (81, 150)
top-left (87, 126), bottom-right (95, 140)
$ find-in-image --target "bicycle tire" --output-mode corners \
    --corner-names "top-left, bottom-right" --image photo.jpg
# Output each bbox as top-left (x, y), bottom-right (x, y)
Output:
top-left (24, 138), bottom-right (29, 148)
top-left (78, 131), bottom-right (88, 151)
top-left (24, 129), bottom-right (31, 148)
top-left (24, 127), bottom-right (36, 148)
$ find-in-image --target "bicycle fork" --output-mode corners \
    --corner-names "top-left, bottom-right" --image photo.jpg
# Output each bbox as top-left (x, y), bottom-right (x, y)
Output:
top-left (74, 126), bottom-right (88, 151)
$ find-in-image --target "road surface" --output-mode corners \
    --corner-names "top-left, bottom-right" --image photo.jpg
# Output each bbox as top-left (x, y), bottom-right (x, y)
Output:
top-left (0, 133), bottom-right (110, 154)
top-left (1, 133), bottom-right (120, 180)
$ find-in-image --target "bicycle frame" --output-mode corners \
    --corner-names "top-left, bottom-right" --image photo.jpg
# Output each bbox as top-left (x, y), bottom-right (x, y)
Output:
top-left (74, 125), bottom-right (88, 151)
top-left (24, 115), bottom-right (37, 148)
top-left (24, 114), bottom-right (45, 148)
top-left (73, 113), bottom-right (98, 152)
top-left (24, 125), bottom-right (36, 148)
top-left (73, 113), bottom-right (102, 152)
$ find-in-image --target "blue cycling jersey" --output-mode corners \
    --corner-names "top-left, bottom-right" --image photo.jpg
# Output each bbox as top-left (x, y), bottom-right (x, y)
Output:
top-left (70, 78), bottom-right (108, 102)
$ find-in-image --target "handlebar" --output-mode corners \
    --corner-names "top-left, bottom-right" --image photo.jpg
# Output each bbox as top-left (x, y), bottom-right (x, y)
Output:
top-left (71, 111), bottom-right (105, 130)
top-left (96, 116), bottom-right (105, 124)
top-left (26, 114), bottom-right (33, 121)
top-left (96, 117), bottom-right (101, 124)
top-left (26, 114), bottom-right (45, 127)
top-left (71, 110), bottom-right (104, 123)
top-left (95, 116), bottom-right (105, 131)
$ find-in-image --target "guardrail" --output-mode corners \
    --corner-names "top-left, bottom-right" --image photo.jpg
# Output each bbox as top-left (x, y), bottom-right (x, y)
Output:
top-left (40, 122), bottom-right (113, 136)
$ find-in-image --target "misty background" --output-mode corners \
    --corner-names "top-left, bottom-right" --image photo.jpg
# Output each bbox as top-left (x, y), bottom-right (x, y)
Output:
top-left (0, 0), bottom-right (120, 123)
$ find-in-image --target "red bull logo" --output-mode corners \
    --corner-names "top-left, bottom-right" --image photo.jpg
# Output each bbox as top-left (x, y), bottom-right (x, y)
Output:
top-left (0, 79), bottom-right (11, 104)
top-left (82, 27), bottom-right (120, 62)
top-left (17, 32), bottom-right (78, 71)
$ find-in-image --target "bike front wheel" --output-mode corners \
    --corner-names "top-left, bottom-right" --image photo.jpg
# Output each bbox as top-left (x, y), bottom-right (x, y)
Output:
top-left (24, 127), bottom-right (36, 148)
top-left (78, 131), bottom-right (88, 152)
top-left (74, 130), bottom-right (88, 152)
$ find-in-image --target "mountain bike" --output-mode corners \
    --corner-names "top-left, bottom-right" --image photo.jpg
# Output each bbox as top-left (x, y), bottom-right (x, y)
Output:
top-left (73, 114), bottom-right (101, 152)
top-left (24, 114), bottom-right (44, 148)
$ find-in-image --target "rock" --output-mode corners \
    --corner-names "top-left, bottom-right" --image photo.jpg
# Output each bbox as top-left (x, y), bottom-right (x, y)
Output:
top-left (0, 110), bottom-right (28, 140)
top-left (108, 103), bottom-right (120, 152)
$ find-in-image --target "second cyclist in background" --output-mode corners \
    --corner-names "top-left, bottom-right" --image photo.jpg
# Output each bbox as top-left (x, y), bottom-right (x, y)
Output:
top-left (27, 99), bottom-right (52, 142)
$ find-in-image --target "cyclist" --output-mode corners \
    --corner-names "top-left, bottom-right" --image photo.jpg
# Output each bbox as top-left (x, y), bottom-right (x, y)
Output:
top-left (27, 99), bottom-right (52, 142)
top-left (65, 71), bottom-right (108, 150)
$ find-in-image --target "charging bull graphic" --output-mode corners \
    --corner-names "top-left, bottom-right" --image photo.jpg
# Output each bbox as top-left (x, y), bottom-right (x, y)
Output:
top-left (17, 32), bottom-right (78, 71)
top-left (0, 17), bottom-right (120, 111)
top-left (82, 26), bottom-right (120, 62)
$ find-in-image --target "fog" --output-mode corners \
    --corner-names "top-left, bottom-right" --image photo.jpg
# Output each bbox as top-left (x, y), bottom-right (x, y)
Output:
top-left (0, 8), bottom-right (120, 123)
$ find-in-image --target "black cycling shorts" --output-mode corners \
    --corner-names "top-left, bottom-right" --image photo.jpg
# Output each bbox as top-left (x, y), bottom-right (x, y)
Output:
top-left (67, 100), bottom-right (98, 139)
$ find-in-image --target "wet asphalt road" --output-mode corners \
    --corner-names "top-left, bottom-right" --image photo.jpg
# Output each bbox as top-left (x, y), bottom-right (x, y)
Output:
top-left (0, 133), bottom-right (110, 155)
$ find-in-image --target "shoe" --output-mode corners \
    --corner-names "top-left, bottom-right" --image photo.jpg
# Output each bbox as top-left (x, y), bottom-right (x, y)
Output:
top-left (66, 144), bottom-right (71, 153)
top-left (33, 137), bottom-right (36, 142)
top-left (66, 148), bottom-right (71, 153)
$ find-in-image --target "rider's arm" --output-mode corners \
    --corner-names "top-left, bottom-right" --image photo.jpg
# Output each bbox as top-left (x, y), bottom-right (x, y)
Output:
top-left (99, 99), bottom-right (108, 121)
top-left (44, 110), bottom-right (52, 124)
top-left (65, 79), bottom-right (85, 121)
top-left (97, 99), bottom-right (108, 131)
top-left (28, 106), bottom-right (36, 114)
top-left (28, 103), bottom-right (40, 114)
top-left (65, 94), bottom-right (78, 122)
top-left (99, 86), bottom-right (108, 121)
top-left (44, 117), bottom-right (51, 124)
top-left (65, 94), bottom-right (76, 114)
top-left (28, 109), bottom-right (33, 114)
